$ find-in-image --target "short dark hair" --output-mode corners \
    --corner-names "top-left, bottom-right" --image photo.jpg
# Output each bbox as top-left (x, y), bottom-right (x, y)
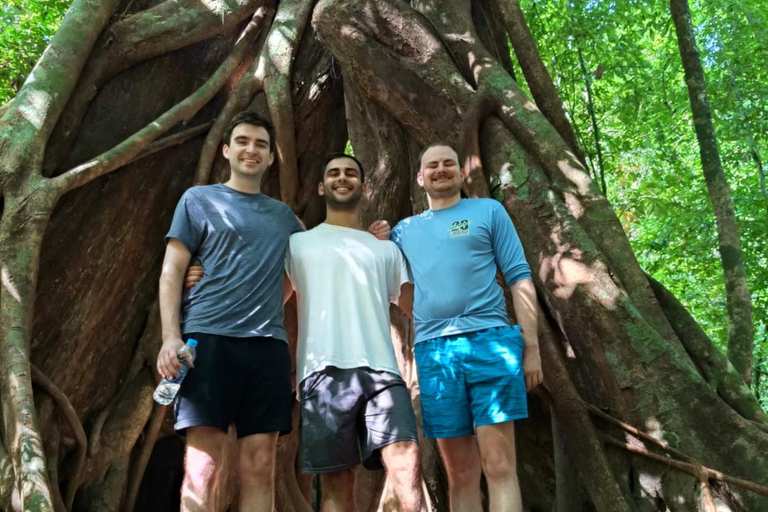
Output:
top-left (223, 111), bottom-right (275, 152)
top-left (320, 153), bottom-right (366, 183)
top-left (417, 142), bottom-right (461, 169)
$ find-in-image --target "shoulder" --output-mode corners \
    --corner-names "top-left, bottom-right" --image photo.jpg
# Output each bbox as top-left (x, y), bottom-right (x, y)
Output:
top-left (181, 185), bottom-right (213, 201)
top-left (290, 226), bottom-right (317, 243)
top-left (261, 194), bottom-right (293, 214)
top-left (393, 214), bottom-right (421, 236)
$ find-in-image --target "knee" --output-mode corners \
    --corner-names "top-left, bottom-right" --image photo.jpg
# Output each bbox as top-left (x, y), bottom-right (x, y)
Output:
top-left (239, 443), bottom-right (277, 482)
top-left (481, 451), bottom-right (517, 483)
top-left (383, 442), bottom-right (421, 476)
top-left (184, 442), bottom-right (224, 492)
top-left (446, 460), bottom-right (481, 490)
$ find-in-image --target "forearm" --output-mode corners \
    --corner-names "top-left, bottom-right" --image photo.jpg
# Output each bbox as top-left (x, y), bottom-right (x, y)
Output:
top-left (159, 270), bottom-right (184, 341)
top-left (396, 283), bottom-right (414, 319)
top-left (510, 279), bottom-right (538, 347)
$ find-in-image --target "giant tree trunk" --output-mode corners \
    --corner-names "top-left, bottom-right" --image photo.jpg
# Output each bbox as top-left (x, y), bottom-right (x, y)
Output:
top-left (1, 1), bottom-right (766, 511)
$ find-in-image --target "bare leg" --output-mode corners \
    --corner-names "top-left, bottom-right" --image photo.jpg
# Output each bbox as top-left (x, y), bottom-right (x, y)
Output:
top-left (238, 431), bottom-right (279, 512)
top-left (380, 441), bottom-right (423, 511)
top-left (476, 421), bottom-right (521, 512)
top-left (436, 435), bottom-right (483, 512)
top-left (181, 426), bottom-right (226, 512)
top-left (320, 468), bottom-right (358, 512)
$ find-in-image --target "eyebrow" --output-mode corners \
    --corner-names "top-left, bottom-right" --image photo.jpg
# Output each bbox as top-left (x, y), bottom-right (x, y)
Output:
top-left (233, 135), bottom-right (269, 144)
top-left (326, 165), bottom-right (360, 173)
top-left (425, 158), bottom-right (456, 165)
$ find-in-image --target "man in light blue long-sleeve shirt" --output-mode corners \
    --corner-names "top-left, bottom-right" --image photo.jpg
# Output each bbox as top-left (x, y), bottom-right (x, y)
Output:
top-left (392, 143), bottom-right (543, 512)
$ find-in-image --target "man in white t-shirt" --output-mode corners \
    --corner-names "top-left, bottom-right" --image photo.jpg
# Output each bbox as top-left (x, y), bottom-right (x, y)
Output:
top-left (284, 153), bottom-right (422, 512)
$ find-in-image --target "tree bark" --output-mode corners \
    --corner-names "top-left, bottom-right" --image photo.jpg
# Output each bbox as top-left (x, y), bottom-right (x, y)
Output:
top-left (670, 0), bottom-right (754, 385)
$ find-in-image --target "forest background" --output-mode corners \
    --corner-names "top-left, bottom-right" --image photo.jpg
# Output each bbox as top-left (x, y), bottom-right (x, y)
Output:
top-left (3, 0), bottom-right (764, 405)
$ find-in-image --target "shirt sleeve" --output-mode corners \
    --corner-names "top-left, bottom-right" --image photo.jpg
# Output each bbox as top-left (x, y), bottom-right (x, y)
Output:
top-left (490, 202), bottom-right (532, 287)
top-left (388, 246), bottom-right (412, 303)
top-left (165, 191), bottom-right (206, 254)
top-left (289, 213), bottom-right (303, 235)
top-left (390, 221), bottom-right (404, 248)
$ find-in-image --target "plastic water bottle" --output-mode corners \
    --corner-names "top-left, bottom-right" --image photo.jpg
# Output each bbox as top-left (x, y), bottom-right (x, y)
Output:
top-left (153, 339), bottom-right (198, 405)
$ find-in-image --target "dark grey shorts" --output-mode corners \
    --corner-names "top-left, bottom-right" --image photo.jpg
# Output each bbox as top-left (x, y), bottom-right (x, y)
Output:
top-left (174, 333), bottom-right (293, 438)
top-left (299, 366), bottom-right (419, 473)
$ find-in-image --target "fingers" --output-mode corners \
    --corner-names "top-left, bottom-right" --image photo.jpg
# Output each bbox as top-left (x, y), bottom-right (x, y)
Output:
top-left (184, 266), bottom-right (204, 289)
top-left (525, 370), bottom-right (543, 392)
top-left (371, 220), bottom-right (391, 240)
top-left (157, 350), bottom-right (182, 379)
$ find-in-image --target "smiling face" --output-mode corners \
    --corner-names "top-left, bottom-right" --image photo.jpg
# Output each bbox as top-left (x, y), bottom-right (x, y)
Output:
top-left (222, 123), bottom-right (274, 181)
top-left (319, 156), bottom-right (365, 209)
top-left (417, 145), bottom-right (464, 199)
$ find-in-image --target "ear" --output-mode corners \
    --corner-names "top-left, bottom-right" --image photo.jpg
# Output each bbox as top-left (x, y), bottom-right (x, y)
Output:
top-left (318, 182), bottom-right (325, 197)
top-left (222, 144), bottom-right (230, 159)
top-left (267, 151), bottom-right (275, 167)
top-left (416, 170), bottom-right (425, 188)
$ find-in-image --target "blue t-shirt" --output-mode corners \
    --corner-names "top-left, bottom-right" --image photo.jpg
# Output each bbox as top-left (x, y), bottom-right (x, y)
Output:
top-left (166, 184), bottom-right (302, 340)
top-left (391, 198), bottom-right (531, 343)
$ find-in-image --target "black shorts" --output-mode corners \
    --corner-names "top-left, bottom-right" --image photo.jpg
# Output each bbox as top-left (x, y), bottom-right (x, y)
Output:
top-left (174, 332), bottom-right (292, 438)
top-left (299, 366), bottom-right (419, 473)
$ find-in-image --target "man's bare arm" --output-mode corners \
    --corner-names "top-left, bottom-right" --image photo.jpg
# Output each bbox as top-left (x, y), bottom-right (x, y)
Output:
top-left (283, 272), bottom-right (295, 304)
top-left (158, 239), bottom-right (193, 379)
top-left (396, 282), bottom-right (414, 319)
top-left (510, 279), bottom-right (543, 391)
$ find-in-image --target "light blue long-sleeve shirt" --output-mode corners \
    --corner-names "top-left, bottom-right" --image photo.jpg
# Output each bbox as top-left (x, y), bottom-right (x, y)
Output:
top-left (392, 199), bottom-right (531, 344)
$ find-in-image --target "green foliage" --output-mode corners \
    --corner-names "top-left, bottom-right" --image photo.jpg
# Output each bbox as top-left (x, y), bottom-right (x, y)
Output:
top-left (521, 0), bottom-right (768, 406)
top-left (0, 0), bottom-right (71, 105)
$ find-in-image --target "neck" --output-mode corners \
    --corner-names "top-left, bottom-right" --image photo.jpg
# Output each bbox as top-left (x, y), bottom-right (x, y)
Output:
top-left (224, 173), bottom-right (262, 194)
top-left (427, 193), bottom-right (461, 211)
top-left (324, 206), bottom-right (363, 230)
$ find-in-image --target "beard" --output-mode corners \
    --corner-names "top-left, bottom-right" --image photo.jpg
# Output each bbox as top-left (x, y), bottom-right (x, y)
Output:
top-left (324, 187), bottom-right (363, 210)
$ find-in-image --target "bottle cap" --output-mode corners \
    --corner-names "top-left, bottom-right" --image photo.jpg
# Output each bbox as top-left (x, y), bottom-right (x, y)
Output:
top-left (187, 339), bottom-right (198, 348)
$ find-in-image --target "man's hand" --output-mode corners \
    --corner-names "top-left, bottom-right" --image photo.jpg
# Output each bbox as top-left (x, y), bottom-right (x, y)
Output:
top-left (157, 337), bottom-right (191, 379)
top-left (185, 262), bottom-right (204, 289)
top-left (368, 220), bottom-right (391, 240)
top-left (522, 344), bottom-right (543, 392)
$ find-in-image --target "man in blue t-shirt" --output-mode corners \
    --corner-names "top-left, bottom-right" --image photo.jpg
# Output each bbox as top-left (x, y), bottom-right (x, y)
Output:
top-left (391, 143), bottom-right (543, 512)
top-left (157, 112), bottom-right (301, 512)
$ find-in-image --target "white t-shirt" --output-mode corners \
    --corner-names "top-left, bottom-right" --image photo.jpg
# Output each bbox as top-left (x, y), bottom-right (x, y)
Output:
top-left (286, 223), bottom-right (410, 383)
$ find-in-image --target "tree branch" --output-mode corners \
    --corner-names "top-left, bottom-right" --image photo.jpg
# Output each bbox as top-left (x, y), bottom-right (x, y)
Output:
top-left (262, 0), bottom-right (316, 210)
top-left (0, 0), bottom-right (121, 154)
top-left (671, 0), bottom-right (754, 384)
top-left (576, 46), bottom-right (607, 196)
top-left (122, 404), bottom-right (166, 512)
top-left (52, 11), bottom-right (268, 196)
top-left (43, 0), bottom-right (272, 176)
top-left (31, 365), bottom-right (86, 512)
top-left (130, 122), bottom-right (213, 165)
top-left (194, 6), bottom-right (277, 185)
top-left (602, 434), bottom-right (768, 498)
top-left (0, 439), bottom-right (11, 510)
top-left (493, 0), bottom-right (587, 166)
top-left (42, 422), bottom-right (67, 512)
top-left (646, 273), bottom-right (767, 425)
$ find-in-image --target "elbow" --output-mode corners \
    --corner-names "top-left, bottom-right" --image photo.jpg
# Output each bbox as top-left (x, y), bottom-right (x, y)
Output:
top-left (159, 265), bottom-right (182, 291)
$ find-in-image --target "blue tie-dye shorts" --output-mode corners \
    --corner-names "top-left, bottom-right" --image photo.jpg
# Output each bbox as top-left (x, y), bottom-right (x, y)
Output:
top-left (414, 325), bottom-right (528, 438)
